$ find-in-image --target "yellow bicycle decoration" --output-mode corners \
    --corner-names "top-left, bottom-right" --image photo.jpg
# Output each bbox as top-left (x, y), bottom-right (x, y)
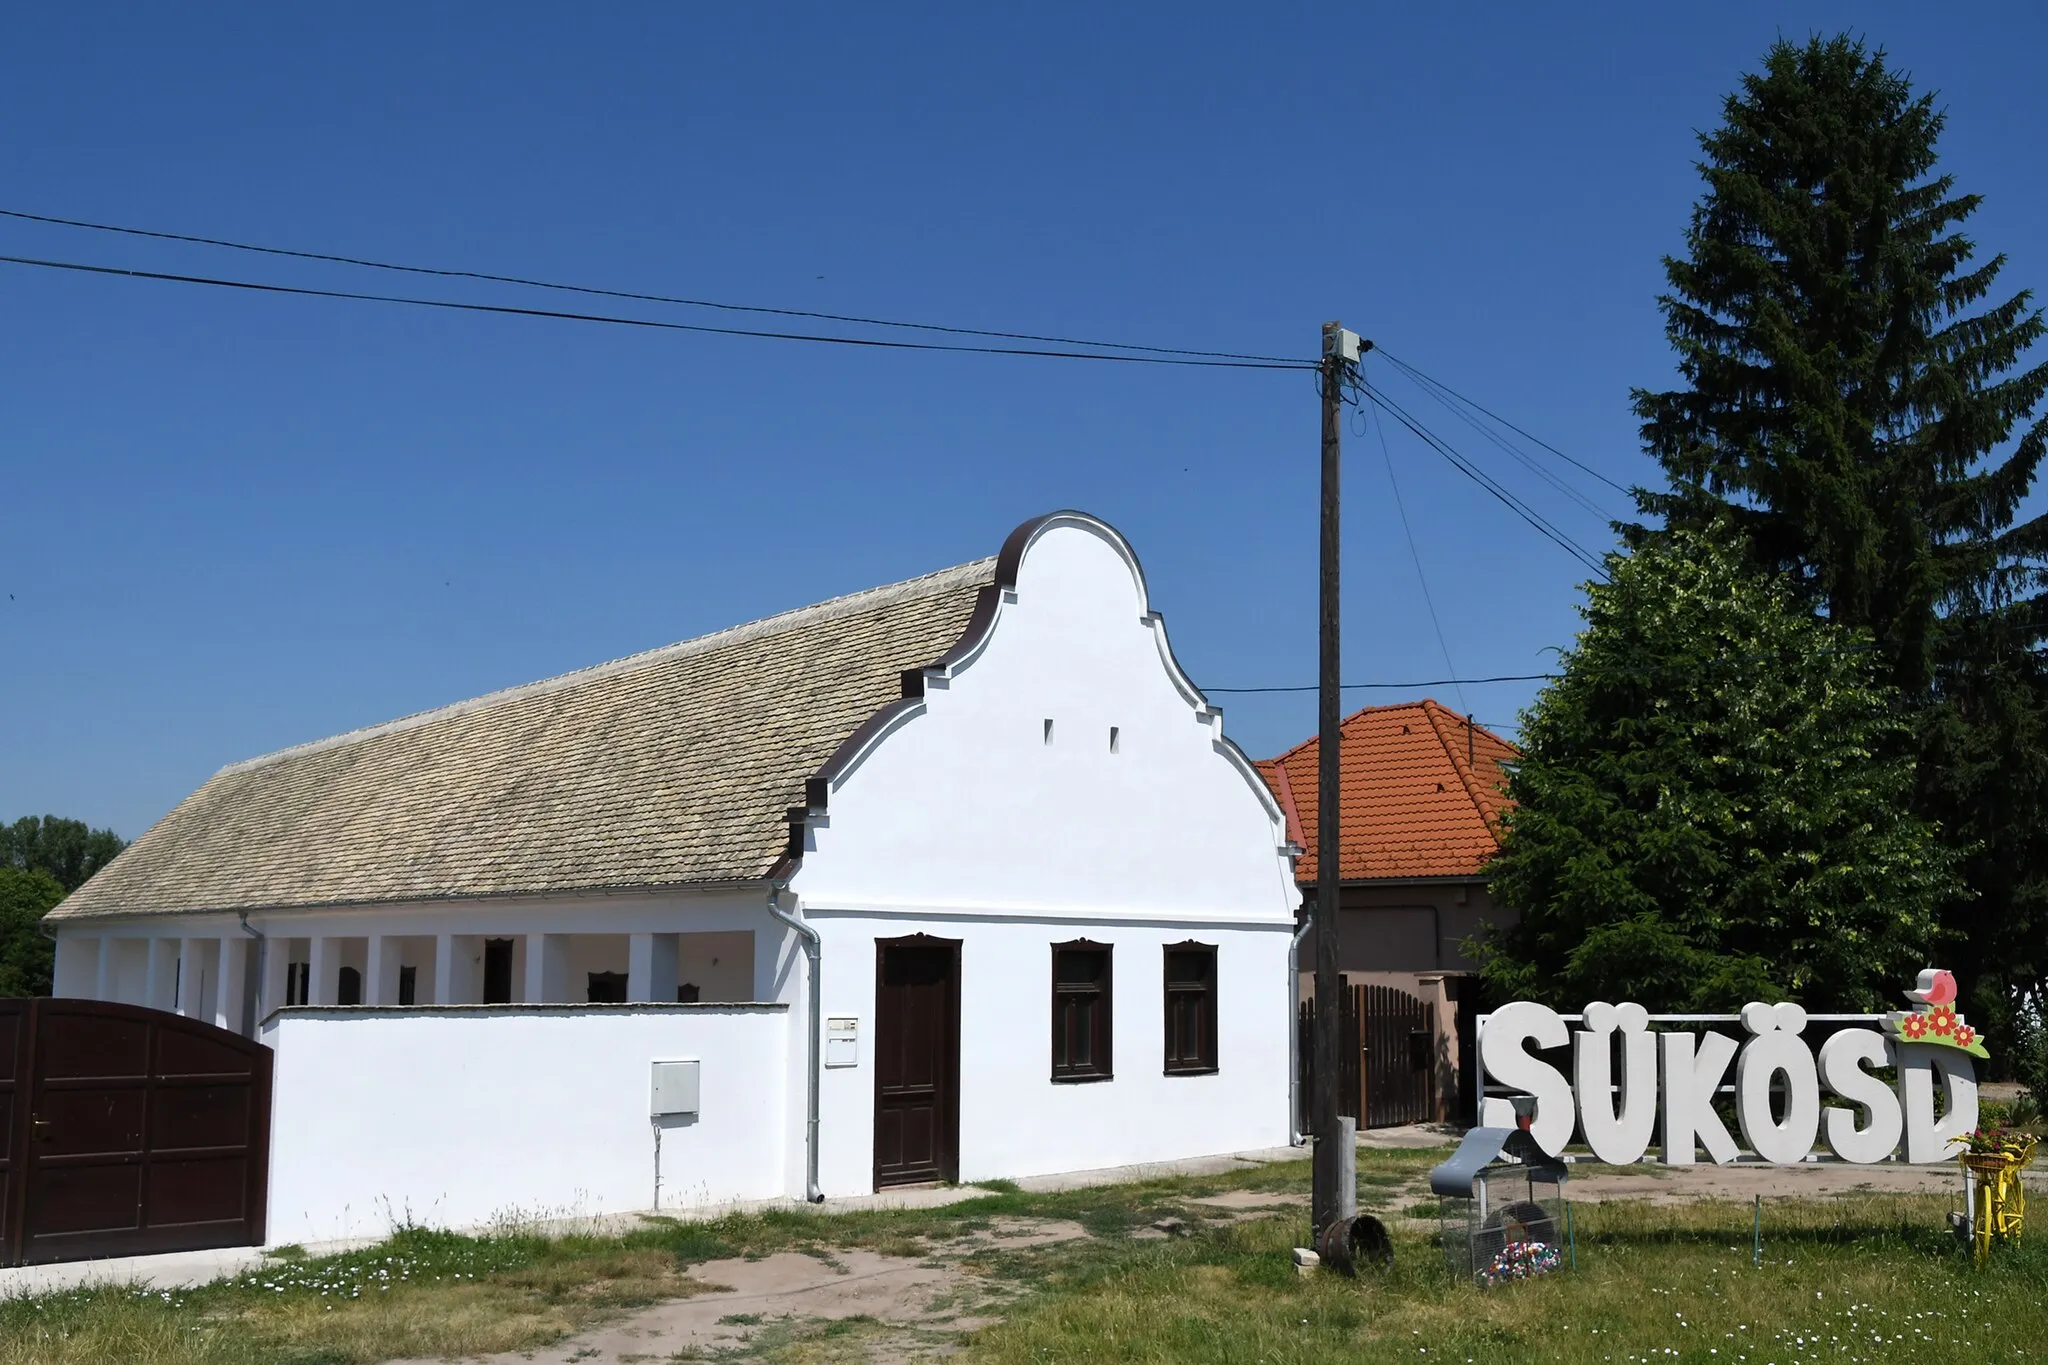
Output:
top-left (1960, 1128), bottom-right (2034, 1267)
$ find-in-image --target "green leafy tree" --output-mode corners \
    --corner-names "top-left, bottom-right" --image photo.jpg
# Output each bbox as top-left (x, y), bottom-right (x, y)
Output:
top-left (2, 814), bottom-right (127, 892)
top-left (0, 815), bottom-right (127, 996)
top-left (1479, 530), bottom-right (1959, 1012)
top-left (1631, 35), bottom-right (2048, 1028)
top-left (0, 867), bottom-right (65, 997)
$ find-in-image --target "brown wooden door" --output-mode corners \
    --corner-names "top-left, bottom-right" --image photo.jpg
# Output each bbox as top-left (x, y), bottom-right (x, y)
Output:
top-left (3, 999), bottom-right (271, 1266)
top-left (872, 936), bottom-right (960, 1189)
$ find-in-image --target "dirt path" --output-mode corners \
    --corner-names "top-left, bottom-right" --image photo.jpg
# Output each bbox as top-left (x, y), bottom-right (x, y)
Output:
top-left (387, 1154), bottom-right (2042, 1362)
top-left (391, 1248), bottom-right (967, 1363)
top-left (1562, 1159), bottom-right (2048, 1204)
top-left (390, 1219), bottom-right (1092, 1364)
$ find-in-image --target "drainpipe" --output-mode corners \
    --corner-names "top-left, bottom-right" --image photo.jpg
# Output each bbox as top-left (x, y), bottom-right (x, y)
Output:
top-left (1287, 904), bottom-right (1314, 1146)
top-left (239, 912), bottom-right (265, 1039)
top-left (767, 880), bottom-right (825, 1203)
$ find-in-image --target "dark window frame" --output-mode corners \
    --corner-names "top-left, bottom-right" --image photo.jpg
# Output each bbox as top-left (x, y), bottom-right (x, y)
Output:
top-left (1162, 941), bottom-right (1219, 1075)
top-left (1051, 939), bottom-right (1113, 1083)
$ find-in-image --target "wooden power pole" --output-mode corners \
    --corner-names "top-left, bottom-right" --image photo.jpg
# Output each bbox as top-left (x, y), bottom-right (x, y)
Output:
top-left (1312, 321), bottom-right (1365, 1238)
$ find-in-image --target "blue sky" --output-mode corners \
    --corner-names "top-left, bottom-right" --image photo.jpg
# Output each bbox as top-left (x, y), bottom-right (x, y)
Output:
top-left (4, 3), bottom-right (2044, 840)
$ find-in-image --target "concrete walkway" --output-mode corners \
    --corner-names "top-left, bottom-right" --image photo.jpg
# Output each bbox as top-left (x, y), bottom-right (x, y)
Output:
top-left (0, 1143), bottom-right (1310, 1299)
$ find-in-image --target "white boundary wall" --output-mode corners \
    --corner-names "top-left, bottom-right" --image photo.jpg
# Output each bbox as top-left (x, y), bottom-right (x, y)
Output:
top-left (263, 1003), bottom-right (791, 1246)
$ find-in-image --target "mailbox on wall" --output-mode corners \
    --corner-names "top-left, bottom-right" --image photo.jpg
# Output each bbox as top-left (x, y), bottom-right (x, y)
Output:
top-left (825, 1016), bottom-right (859, 1067)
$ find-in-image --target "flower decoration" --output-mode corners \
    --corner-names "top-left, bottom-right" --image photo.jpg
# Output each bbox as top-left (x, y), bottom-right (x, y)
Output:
top-left (1886, 968), bottom-right (1989, 1059)
top-left (1963, 1126), bottom-right (2037, 1162)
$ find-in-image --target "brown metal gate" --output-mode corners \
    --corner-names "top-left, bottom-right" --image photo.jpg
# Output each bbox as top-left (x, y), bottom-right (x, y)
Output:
top-left (1297, 982), bottom-right (1436, 1130)
top-left (1, 998), bottom-right (271, 1267)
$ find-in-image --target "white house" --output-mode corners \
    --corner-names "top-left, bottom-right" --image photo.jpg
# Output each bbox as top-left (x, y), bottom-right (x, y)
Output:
top-left (47, 511), bottom-right (1301, 1243)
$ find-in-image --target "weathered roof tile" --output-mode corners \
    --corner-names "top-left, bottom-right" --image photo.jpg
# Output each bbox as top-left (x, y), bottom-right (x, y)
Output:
top-left (54, 558), bottom-right (995, 919)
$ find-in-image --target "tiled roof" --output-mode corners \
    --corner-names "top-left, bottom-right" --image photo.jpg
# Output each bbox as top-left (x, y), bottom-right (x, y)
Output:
top-left (1256, 700), bottom-right (1518, 883)
top-left (52, 559), bottom-right (996, 919)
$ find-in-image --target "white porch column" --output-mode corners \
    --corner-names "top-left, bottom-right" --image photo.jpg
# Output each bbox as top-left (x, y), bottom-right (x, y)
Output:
top-left (260, 936), bottom-right (288, 1018)
top-left (145, 938), bottom-right (178, 1012)
top-left (524, 933), bottom-right (567, 1004)
top-left (308, 936), bottom-right (339, 1007)
top-left (215, 936), bottom-right (249, 1034)
top-left (628, 933), bottom-right (678, 1003)
top-left (434, 934), bottom-right (478, 1005)
top-left (176, 937), bottom-right (210, 1017)
top-left (365, 934), bottom-right (402, 1007)
top-left (94, 936), bottom-right (115, 1001)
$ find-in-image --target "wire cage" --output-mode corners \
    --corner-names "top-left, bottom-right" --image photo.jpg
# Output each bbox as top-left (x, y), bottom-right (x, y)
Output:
top-left (1430, 1125), bottom-right (1574, 1286)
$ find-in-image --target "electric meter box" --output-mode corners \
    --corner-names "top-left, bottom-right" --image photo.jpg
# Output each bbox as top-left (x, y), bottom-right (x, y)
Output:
top-left (650, 1059), bottom-right (701, 1117)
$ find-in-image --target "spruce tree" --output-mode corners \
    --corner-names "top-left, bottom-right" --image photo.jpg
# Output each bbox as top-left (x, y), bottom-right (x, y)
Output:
top-left (1632, 36), bottom-right (2048, 1027)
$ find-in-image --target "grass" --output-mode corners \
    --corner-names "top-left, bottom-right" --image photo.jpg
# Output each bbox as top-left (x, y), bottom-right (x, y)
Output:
top-left (972, 1193), bottom-right (2048, 1364)
top-left (3, 1147), bottom-right (2043, 1363)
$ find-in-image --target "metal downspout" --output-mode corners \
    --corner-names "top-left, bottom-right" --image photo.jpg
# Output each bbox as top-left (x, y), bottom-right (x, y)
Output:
top-left (1287, 908), bottom-right (1313, 1146)
top-left (768, 881), bottom-right (825, 1203)
top-left (239, 913), bottom-right (266, 1038)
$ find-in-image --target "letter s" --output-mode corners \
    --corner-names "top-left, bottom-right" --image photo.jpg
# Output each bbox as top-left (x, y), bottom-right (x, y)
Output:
top-left (1479, 1000), bottom-right (1575, 1155)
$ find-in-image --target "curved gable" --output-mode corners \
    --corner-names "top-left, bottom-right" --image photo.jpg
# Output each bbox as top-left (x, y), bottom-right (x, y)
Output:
top-left (788, 511), bottom-right (1297, 922)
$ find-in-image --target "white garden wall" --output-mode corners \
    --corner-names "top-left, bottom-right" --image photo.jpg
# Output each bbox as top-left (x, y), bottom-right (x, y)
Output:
top-left (262, 1003), bottom-right (792, 1246)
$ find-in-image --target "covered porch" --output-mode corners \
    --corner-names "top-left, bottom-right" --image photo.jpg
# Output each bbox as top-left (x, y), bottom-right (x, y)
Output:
top-left (54, 926), bottom-right (760, 1035)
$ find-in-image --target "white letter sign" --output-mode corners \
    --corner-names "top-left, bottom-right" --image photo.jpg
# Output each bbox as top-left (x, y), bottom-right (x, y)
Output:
top-left (1477, 968), bottom-right (1985, 1167)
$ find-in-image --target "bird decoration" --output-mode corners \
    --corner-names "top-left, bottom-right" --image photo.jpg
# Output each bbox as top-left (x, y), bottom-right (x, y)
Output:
top-left (1906, 968), bottom-right (1957, 1006)
top-left (1887, 967), bottom-right (1988, 1058)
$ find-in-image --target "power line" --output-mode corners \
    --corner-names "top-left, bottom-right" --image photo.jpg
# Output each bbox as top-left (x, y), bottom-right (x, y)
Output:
top-left (1376, 357), bottom-right (1615, 521)
top-left (0, 254), bottom-right (1315, 370)
top-left (0, 207), bottom-right (1305, 366)
top-left (1369, 395), bottom-right (1469, 712)
top-left (1374, 347), bottom-right (1633, 495)
top-left (1366, 386), bottom-right (1612, 577)
top-left (1205, 673), bottom-right (1557, 694)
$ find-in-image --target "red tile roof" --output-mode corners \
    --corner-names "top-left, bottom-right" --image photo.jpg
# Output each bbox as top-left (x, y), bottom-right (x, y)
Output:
top-left (1257, 699), bottom-right (1518, 884)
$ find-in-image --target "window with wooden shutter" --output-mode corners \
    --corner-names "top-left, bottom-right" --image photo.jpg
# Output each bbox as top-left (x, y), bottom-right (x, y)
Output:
top-left (1051, 941), bottom-right (1112, 1082)
top-left (1163, 942), bottom-right (1218, 1075)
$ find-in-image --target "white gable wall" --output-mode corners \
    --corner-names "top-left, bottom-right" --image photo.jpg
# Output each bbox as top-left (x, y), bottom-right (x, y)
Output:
top-left (799, 518), bottom-right (1295, 920)
top-left (792, 515), bottom-right (1298, 1190)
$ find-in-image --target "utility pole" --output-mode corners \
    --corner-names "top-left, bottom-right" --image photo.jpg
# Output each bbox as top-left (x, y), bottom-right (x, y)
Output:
top-left (1312, 321), bottom-right (1365, 1238)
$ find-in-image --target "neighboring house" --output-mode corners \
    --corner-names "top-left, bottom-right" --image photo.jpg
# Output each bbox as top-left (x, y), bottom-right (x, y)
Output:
top-left (1256, 700), bottom-right (1518, 1123)
top-left (45, 511), bottom-right (1300, 1242)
